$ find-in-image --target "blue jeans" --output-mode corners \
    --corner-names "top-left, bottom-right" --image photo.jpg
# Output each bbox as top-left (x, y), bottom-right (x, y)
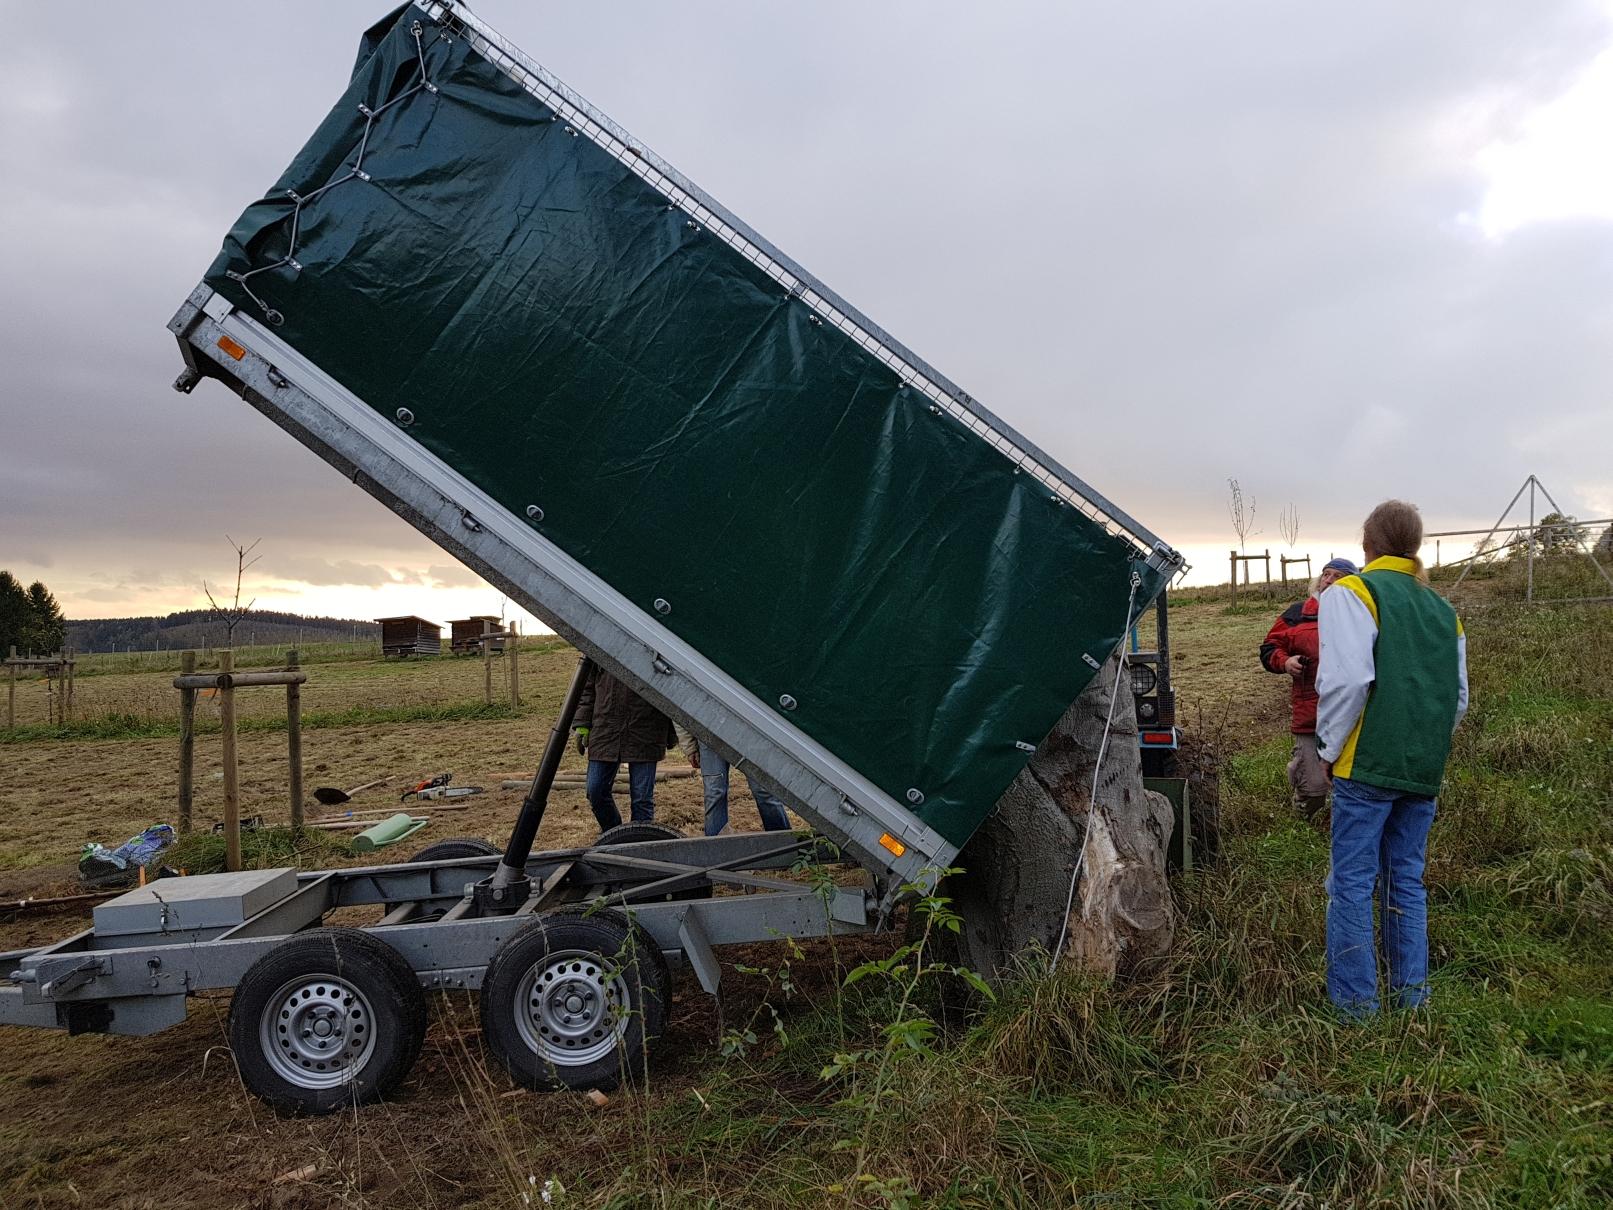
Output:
top-left (699, 742), bottom-right (791, 836)
top-left (1326, 776), bottom-right (1437, 1017)
top-left (585, 759), bottom-right (658, 832)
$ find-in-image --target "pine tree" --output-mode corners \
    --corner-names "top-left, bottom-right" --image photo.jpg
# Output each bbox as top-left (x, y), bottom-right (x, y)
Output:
top-left (0, 571), bottom-right (30, 654)
top-left (22, 582), bottom-right (66, 654)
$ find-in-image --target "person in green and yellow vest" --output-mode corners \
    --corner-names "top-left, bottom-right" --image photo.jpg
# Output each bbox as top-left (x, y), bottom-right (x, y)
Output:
top-left (1316, 500), bottom-right (1468, 1018)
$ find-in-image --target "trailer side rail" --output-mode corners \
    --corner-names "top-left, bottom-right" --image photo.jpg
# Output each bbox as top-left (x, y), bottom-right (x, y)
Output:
top-left (171, 288), bottom-right (956, 897)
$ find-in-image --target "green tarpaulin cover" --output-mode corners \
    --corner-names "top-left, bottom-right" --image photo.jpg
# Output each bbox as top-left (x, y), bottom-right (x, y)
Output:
top-left (204, 6), bottom-right (1168, 847)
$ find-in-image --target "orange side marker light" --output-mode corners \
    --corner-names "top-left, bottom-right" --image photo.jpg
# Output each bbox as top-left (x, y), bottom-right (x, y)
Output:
top-left (878, 832), bottom-right (906, 858)
top-left (216, 335), bottom-right (246, 361)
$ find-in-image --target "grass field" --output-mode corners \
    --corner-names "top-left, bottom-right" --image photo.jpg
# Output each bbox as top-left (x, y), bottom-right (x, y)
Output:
top-left (0, 583), bottom-right (1608, 1208)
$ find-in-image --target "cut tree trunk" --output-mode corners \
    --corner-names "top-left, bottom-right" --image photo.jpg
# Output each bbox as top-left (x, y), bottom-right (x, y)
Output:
top-left (946, 650), bottom-right (1176, 981)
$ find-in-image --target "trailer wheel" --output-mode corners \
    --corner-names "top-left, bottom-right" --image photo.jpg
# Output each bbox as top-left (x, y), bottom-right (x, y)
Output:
top-left (228, 928), bottom-right (426, 1115)
top-left (595, 822), bottom-right (683, 846)
top-left (408, 837), bottom-right (500, 863)
top-left (480, 908), bottom-right (668, 1093)
top-left (594, 823), bottom-right (711, 901)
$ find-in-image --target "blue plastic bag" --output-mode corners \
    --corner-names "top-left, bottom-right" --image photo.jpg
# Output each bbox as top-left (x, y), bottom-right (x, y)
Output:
top-left (79, 824), bottom-right (176, 886)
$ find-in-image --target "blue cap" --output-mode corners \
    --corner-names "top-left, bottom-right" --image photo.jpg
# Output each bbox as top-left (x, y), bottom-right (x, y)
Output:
top-left (1324, 557), bottom-right (1359, 575)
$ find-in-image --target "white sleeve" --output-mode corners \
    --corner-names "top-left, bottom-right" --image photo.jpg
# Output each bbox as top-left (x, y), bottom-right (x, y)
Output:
top-left (1315, 585), bottom-right (1377, 762)
top-left (672, 723), bottom-right (700, 764)
top-left (1453, 630), bottom-right (1469, 730)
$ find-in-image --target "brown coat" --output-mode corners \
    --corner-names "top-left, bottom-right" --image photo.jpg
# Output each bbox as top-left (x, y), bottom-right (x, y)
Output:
top-left (574, 666), bottom-right (676, 763)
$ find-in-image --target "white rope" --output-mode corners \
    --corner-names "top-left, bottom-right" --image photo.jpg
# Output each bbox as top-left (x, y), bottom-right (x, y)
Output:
top-left (1054, 571), bottom-right (1143, 964)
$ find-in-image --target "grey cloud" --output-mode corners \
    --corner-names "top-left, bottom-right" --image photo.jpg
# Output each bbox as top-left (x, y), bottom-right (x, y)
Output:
top-left (268, 556), bottom-right (418, 589)
top-left (425, 564), bottom-right (486, 589)
top-left (77, 585), bottom-right (166, 604)
top-left (1, 0), bottom-right (1609, 603)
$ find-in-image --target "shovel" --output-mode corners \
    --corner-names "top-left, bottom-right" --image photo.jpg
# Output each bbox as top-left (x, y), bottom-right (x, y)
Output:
top-left (311, 778), bottom-right (387, 807)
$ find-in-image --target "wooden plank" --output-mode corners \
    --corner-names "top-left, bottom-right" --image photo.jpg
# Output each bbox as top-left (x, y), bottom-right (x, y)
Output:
top-left (173, 671), bottom-right (308, 689)
top-left (482, 633), bottom-right (493, 705)
top-left (286, 649), bottom-right (304, 829)
top-left (219, 650), bottom-right (240, 872)
top-left (508, 619), bottom-right (520, 706)
top-left (177, 651), bottom-right (196, 834)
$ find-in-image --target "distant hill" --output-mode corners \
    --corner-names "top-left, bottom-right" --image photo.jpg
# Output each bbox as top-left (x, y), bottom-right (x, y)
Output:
top-left (67, 609), bottom-right (380, 654)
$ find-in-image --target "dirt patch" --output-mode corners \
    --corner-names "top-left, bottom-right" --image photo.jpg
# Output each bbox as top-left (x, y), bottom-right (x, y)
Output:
top-left (0, 605), bottom-right (1290, 1207)
top-left (1163, 597), bottom-right (1292, 747)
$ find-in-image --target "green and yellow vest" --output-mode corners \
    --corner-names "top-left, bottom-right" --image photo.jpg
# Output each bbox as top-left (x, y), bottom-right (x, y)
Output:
top-left (1333, 556), bottom-right (1463, 795)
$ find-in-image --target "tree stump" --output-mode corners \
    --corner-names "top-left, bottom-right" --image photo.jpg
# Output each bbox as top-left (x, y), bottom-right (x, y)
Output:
top-left (947, 651), bottom-right (1176, 981)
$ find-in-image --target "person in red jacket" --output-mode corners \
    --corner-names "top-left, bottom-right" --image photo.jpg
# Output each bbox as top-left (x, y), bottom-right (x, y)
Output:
top-left (1260, 556), bottom-right (1358, 820)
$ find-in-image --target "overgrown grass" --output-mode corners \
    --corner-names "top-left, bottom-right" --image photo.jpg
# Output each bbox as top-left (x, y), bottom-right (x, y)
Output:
top-left (69, 640), bottom-right (385, 678)
top-left (1440, 550), bottom-right (1613, 603)
top-left (67, 635), bottom-right (568, 678)
top-left (436, 601), bottom-right (1611, 1208)
top-left (0, 699), bottom-right (523, 743)
top-left (165, 824), bottom-right (354, 877)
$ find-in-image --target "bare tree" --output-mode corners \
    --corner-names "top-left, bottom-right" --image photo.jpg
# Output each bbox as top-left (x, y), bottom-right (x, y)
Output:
top-left (202, 536), bottom-right (263, 647)
top-left (1278, 502), bottom-right (1300, 548)
top-left (1228, 478), bottom-right (1259, 552)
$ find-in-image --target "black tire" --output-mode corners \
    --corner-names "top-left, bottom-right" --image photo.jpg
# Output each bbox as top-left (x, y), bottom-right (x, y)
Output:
top-left (595, 822), bottom-right (684, 846)
top-left (480, 908), bottom-right (669, 1093)
top-left (228, 928), bottom-right (427, 1115)
top-left (408, 837), bottom-right (501, 863)
top-left (593, 823), bottom-right (710, 902)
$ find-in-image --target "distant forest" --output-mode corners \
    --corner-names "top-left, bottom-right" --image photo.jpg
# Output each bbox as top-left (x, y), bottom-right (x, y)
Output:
top-left (67, 609), bottom-right (380, 653)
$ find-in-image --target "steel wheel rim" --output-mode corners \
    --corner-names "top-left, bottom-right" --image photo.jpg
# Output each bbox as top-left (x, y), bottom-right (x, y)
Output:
top-left (259, 974), bottom-right (377, 1090)
top-left (514, 948), bottom-right (631, 1067)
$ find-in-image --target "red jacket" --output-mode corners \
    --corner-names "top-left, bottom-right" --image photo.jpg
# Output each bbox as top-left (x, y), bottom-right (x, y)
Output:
top-left (1260, 597), bottom-right (1320, 734)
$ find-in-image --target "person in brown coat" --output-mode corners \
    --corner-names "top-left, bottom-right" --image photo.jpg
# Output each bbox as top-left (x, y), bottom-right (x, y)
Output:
top-left (572, 665), bottom-right (676, 832)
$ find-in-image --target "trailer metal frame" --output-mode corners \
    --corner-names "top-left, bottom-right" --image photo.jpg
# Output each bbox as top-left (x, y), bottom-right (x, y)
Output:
top-left (170, 284), bottom-right (953, 895)
top-left (2, 0), bottom-right (1185, 1111)
top-left (2, 831), bottom-right (871, 1038)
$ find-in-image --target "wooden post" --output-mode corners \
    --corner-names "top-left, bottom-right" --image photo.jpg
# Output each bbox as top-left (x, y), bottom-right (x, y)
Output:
top-left (483, 634), bottom-right (494, 705)
top-left (1229, 550), bottom-right (1238, 603)
top-left (286, 649), bottom-right (304, 830)
top-left (219, 650), bottom-right (241, 872)
top-left (6, 648), bottom-right (15, 730)
top-left (178, 651), bottom-right (197, 834)
top-left (508, 621), bottom-right (521, 707)
top-left (63, 650), bottom-right (74, 722)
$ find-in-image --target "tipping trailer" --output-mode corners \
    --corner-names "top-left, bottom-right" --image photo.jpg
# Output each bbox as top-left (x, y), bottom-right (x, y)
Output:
top-left (2, 1), bottom-right (1181, 1112)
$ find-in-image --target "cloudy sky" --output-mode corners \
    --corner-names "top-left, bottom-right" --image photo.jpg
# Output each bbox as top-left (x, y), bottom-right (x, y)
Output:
top-left (2, 0), bottom-right (1610, 625)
